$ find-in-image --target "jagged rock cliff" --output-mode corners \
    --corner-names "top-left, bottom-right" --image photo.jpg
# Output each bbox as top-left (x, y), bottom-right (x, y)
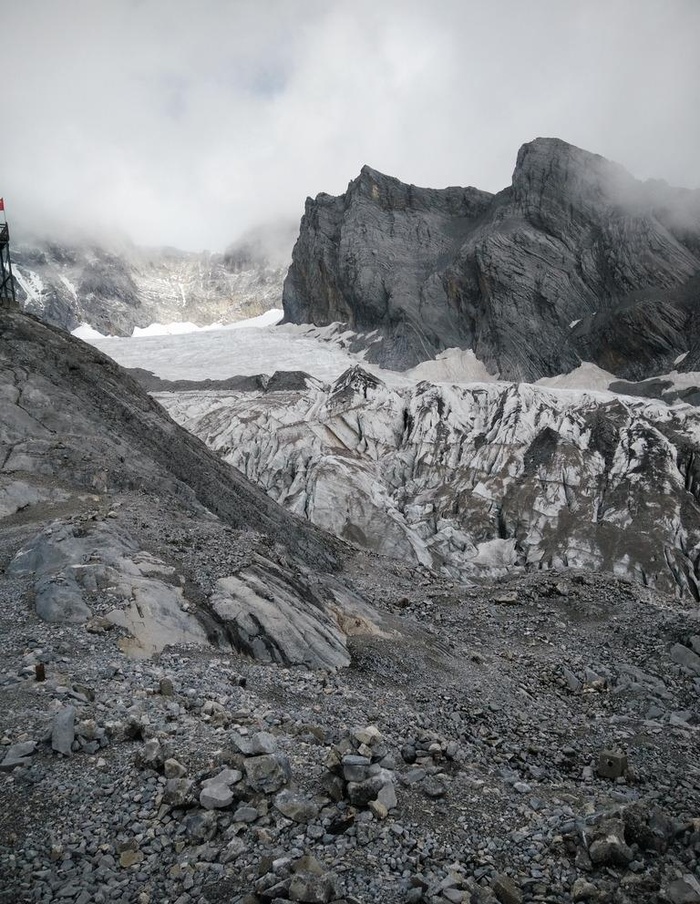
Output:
top-left (12, 221), bottom-right (295, 335)
top-left (283, 139), bottom-right (700, 380)
top-left (159, 365), bottom-right (700, 599)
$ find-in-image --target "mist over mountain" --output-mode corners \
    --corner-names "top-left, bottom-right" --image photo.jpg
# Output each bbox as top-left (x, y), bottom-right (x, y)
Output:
top-left (283, 138), bottom-right (700, 381)
top-left (11, 220), bottom-right (297, 336)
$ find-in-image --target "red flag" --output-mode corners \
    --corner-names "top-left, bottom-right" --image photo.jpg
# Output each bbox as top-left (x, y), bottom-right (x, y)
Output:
top-left (0, 198), bottom-right (4, 211)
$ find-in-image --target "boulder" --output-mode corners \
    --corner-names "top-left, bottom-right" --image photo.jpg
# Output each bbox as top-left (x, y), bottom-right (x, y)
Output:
top-left (163, 778), bottom-right (194, 807)
top-left (244, 753), bottom-right (291, 794)
top-left (671, 643), bottom-right (700, 675)
top-left (0, 740), bottom-right (37, 771)
top-left (200, 785), bottom-right (234, 810)
top-left (274, 790), bottom-right (319, 823)
top-left (51, 706), bottom-right (76, 756)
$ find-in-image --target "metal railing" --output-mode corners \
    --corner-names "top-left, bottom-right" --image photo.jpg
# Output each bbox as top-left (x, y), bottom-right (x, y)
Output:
top-left (0, 220), bottom-right (17, 303)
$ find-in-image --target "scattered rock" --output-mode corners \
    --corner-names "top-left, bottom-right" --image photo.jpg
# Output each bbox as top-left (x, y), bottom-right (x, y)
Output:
top-left (596, 749), bottom-right (628, 779)
top-left (163, 778), bottom-right (193, 807)
top-left (163, 758), bottom-right (187, 779)
top-left (671, 643), bottom-right (700, 676)
top-left (288, 859), bottom-right (335, 903)
top-left (51, 705), bottom-right (76, 756)
top-left (571, 878), bottom-right (599, 901)
top-left (119, 849), bottom-right (144, 868)
top-left (666, 876), bottom-right (700, 904)
top-left (244, 753), bottom-right (291, 794)
top-left (274, 790), bottom-right (319, 823)
top-left (588, 824), bottom-right (634, 868)
top-left (492, 875), bottom-right (523, 904)
top-left (200, 784), bottom-right (234, 810)
top-left (159, 677), bottom-right (174, 696)
top-left (0, 740), bottom-right (36, 771)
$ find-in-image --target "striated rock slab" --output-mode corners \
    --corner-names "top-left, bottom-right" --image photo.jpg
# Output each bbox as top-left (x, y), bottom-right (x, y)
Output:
top-left (210, 557), bottom-right (354, 669)
top-left (8, 518), bottom-right (213, 653)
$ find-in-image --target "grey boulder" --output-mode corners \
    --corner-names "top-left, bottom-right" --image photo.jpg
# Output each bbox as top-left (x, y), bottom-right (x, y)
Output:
top-left (51, 706), bottom-right (76, 756)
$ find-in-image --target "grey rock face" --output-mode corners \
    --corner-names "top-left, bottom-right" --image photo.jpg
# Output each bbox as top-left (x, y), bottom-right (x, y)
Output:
top-left (283, 165), bottom-right (493, 371)
top-left (209, 557), bottom-right (353, 669)
top-left (283, 138), bottom-right (700, 381)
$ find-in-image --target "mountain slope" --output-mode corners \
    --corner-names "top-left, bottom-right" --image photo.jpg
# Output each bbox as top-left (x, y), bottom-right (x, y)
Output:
top-left (2, 313), bottom-right (700, 904)
top-left (282, 138), bottom-right (700, 380)
top-left (1, 308), bottom-right (332, 563)
top-left (0, 307), bottom-right (411, 669)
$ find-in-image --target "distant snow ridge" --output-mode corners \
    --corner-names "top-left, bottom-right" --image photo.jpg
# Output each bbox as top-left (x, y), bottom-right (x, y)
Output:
top-left (12, 225), bottom-right (294, 336)
top-left (158, 366), bottom-right (700, 599)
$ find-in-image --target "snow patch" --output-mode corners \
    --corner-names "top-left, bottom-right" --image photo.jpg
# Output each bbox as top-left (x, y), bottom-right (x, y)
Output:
top-left (58, 275), bottom-right (78, 299)
top-left (72, 323), bottom-right (108, 340)
top-left (131, 308), bottom-right (283, 338)
top-left (13, 266), bottom-right (45, 303)
top-left (222, 309), bottom-right (284, 330)
top-left (132, 321), bottom-right (204, 337)
top-left (89, 319), bottom-right (370, 382)
top-left (535, 362), bottom-right (616, 393)
top-left (471, 538), bottom-right (519, 567)
top-left (407, 348), bottom-right (497, 384)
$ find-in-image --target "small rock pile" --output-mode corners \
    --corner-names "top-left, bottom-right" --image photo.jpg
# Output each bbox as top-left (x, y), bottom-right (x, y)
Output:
top-left (323, 726), bottom-right (398, 820)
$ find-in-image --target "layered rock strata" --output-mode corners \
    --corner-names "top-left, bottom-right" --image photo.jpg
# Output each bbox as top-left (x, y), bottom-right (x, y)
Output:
top-left (283, 139), bottom-right (700, 380)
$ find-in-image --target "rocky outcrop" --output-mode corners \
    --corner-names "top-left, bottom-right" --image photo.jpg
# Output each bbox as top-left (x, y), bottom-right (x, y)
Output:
top-left (11, 220), bottom-right (296, 335)
top-left (283, 165), bottom-right (494, 371)
top-left (159, 365), bottom-right (700, 599)
top-left (283, 139), bottom-right (700, 380)
top-left (0, 307), bottom-right (334, 569)
top-left (0, 307), bottom-right (400, 668)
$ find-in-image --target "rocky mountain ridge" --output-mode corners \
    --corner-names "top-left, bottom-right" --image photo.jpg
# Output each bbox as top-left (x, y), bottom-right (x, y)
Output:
top-left (282, 138), bottom-right (700, 381)
top-left (11, 221), bottom-right (295, 336)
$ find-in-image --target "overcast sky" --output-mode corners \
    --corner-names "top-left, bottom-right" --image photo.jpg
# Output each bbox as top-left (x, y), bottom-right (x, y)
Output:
top-left (2, 0), bottom-right (699, 252)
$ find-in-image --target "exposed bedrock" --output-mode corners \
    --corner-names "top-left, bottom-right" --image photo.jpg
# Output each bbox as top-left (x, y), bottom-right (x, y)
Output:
top-left (282, 138), bottom-right (700, 381)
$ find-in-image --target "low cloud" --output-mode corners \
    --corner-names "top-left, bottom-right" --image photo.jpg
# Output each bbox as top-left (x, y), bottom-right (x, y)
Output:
top-left (3, 0), bottom-right (699, 251)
